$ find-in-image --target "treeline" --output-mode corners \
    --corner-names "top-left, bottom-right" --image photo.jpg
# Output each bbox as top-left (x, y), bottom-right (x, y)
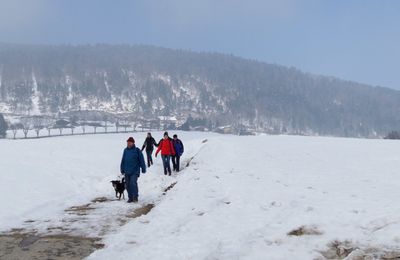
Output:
top-left (384, 131), bottom-right (400, 140)
top-left (0, 111), bottom-right (164, 139)
top-left (0, 112), bottom-right (251, 139)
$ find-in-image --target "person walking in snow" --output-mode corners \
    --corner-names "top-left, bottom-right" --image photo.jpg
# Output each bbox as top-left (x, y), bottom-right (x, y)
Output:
top-left (141, 132), bottom-right (158, 167)
top-left (172, 134), bottom-right (184, 172)
top-left (120, 137), bottom-right (146, 203)
top-left (155, 132), bottom-right (176, 176)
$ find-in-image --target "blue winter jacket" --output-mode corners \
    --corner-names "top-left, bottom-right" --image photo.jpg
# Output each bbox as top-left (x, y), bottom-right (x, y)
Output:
top-left (120, 145), bottom-right (146, 176)
top-left (172, 139), bottom-right (184, 156)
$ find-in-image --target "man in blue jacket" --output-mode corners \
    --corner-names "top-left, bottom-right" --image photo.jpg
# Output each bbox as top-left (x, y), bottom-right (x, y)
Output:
top-left (172, 134), bottom-right (184, 172)
top-left (120, 137), bottom-right (146, 203)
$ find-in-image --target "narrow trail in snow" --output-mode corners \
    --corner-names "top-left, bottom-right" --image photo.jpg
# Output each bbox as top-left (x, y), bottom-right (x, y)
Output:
top-left (0, 139), bottom-right (208, 260)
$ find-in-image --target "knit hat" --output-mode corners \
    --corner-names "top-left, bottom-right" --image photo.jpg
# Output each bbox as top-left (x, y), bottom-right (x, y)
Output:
top-left (127, 137), bottom-right (135, 143)
top-left (163, 131), bottom-right (169, 137)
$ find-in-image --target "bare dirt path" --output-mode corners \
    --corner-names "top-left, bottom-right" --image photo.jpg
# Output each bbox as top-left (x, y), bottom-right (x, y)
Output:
top-left (0, 197), bottom-right (157, 260)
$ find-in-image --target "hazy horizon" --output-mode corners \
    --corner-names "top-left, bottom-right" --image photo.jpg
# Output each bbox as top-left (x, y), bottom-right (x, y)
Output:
top-left (1, 0), bottom-right (399, 89)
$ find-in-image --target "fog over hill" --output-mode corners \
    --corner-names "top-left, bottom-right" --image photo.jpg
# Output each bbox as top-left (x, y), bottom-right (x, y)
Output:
top-left (0, 43), bottom-right (399, 137)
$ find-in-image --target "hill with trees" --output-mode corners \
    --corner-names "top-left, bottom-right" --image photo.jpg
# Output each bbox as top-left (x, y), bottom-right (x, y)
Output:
top-left (1, 43), bottom-right (400, 137)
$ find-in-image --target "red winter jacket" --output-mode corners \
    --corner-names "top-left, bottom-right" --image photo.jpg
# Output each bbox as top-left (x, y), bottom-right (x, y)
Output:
top-left (156, 138), bottom-right (176, 156)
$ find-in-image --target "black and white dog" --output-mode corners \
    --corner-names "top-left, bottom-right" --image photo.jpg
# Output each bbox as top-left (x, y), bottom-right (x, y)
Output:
top-left (111, 177), bottom-right (126, 200)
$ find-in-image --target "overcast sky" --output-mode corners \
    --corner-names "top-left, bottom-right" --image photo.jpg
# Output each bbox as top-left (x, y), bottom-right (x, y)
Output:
top-left (1, 0), bottom-right (400, 89)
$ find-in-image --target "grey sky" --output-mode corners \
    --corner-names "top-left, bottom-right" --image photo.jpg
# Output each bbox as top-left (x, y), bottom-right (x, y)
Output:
top-left (1, 0), bottom-right (400, 89)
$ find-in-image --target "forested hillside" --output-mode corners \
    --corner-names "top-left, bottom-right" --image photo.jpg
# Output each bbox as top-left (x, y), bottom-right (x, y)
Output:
top-left (1, 43), bottom-right (399, 137)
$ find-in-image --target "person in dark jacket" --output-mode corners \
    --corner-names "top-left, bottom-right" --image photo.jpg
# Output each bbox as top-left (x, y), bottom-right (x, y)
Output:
top-left (155, 132), bottom-right (175, 176)
top-left (141, 132), bottom-right (158, 167)
top-left (120, 137), bottom-right (146, 203)
top-left (172, 134), bottom-right (184, 172)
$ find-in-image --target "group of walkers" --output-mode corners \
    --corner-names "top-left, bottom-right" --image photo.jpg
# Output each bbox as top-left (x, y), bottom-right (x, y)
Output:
top-left (141, 131), bottom-right (184, 174)
top-left (120, 131), bottom-right (184, 203)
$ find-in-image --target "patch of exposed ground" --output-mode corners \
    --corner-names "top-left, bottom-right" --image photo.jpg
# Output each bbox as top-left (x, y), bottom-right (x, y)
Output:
top-left (0, 198), bottom-right (156, 260)
top-left (317, 240), bottom-right (400, 260)
top-left (287, 225), bottom-right (323, 236)
top-left (0, 234), bottom-right (104, 260)
top-left (163, 182), bottom-right (177, 194)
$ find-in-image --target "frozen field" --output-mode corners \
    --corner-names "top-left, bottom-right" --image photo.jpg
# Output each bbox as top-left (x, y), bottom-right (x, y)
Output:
top-left (1, 132), bottom-right (400, 259)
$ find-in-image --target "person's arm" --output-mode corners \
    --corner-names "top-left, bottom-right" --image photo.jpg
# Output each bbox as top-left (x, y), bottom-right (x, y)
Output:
top-left (120, 150), bottom-right (125, 174)
top-left (153, 138), bottom-right (158, 147)
top-left (171, 140), bottom-right (176, 156)
top-left (180, 140), bottom-right (184, 154)
top-left (155, 140), bottom-right (162, 157)
top-left (138, 149), bottom-right (146, 173)
top-left (141, 140), bottom-right (146, 151)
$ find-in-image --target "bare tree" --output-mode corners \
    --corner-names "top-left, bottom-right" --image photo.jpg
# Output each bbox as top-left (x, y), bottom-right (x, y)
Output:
top-left (20, 117), bottom-right (32, 138)
top-left (10, 124), bottom-right (19, 139)
top-left (116, 119), bottom-right (120, 133)
top-left (81, 112), bottom-right (86, 134)
top-left (122, 120), bottom-right (129, 132)
top-left (54, 119), bottom-right (69, 136)
top-left (156, 119), bottom-right (161, 131)
top-left (118, 119), bottom-right (130, 133)
top-left (33, 116), bottom-right (44, 138)
top-left (103, 115), bottom-right (108, 133)
top-left (124, 122), bottom-right (129, 132)
top-left (43, 117), bottom-right (54, 136)
top-left (69, 115), bottom-right (77, 135)
top-left (23, 127), bottom-right (30, 138)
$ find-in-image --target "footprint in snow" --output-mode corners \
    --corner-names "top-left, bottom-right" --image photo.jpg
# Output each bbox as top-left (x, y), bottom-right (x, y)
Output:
top-left (305, 206), bottom-right (314, 212)
top-left (270, 201), bottom-right (282, 207)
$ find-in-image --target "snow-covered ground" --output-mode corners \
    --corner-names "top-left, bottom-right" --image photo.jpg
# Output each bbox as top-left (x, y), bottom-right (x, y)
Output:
top-left (1, 133), bottom-right (400, 259)
top-left (0, 131), bottom-right (209, 231)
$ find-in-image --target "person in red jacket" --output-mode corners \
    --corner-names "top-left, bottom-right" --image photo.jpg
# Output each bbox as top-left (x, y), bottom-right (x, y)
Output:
top-left (155, 132), bottom-right (176, 175)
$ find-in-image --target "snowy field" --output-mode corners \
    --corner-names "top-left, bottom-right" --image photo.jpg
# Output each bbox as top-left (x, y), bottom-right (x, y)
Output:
top-left (1, 132), bottom-right (400, 259)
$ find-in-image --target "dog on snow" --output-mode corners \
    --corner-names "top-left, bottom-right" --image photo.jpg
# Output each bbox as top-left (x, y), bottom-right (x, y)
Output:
top-left (111, 178), bottom-right (126, 200)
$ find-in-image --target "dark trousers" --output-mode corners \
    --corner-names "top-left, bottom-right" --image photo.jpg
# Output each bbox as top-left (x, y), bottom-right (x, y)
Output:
top-left (145, 149), bottom-right (153, 166)
top-left (172, 155), bottom-right (181, 171)
top-left (125, 174), bottom-right (139, 200)
top-left (161, 155), bottom-right (172, 175)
